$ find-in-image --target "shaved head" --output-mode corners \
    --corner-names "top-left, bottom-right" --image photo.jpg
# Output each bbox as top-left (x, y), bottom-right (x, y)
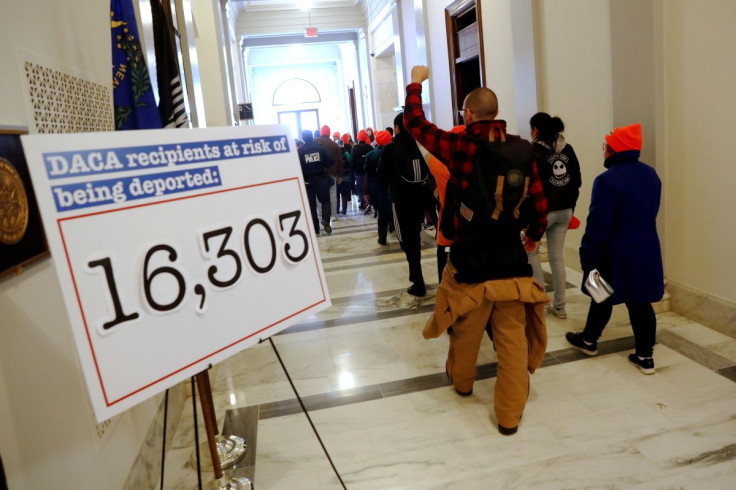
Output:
top-left (463, 88), bottom-right (499, 121)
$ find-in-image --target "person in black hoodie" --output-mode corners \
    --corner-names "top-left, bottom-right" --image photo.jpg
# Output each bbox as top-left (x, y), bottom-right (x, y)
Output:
top-left (350, 130), bottom-right (373, 209)
top-left (364, 130), bottom-right (394, 245)
top-left (526, 113), bottom-right (582, 319)
top-left (379, 112), bottom-right (432, 296)
top-left (298, 129), bottom-right (335, 234)
top-left (337, 136), bottom-right (353, 215)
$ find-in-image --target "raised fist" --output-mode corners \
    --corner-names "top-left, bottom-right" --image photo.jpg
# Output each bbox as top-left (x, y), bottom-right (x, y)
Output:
top-left (411, 65), bottom-right (430, 84)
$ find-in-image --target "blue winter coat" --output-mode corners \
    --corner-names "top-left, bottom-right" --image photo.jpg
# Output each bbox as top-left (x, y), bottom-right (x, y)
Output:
top-left (579, 150), bottom-right (664, 304)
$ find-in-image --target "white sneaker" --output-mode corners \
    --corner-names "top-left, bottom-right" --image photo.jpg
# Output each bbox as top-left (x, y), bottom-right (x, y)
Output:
top-left (546, 305), bottom-right (567, 319)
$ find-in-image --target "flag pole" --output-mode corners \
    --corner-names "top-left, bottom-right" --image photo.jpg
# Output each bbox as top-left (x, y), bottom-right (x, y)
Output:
top-left (159, 0), bottom-right (177, 45)
top-left (151, 0), bottom-right (189, 128)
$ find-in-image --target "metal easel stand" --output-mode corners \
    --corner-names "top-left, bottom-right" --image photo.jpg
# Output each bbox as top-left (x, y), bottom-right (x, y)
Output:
top-left (192, 369), bottom-right (252, 489)
top-left (192, 434), bottom-right (247, 472)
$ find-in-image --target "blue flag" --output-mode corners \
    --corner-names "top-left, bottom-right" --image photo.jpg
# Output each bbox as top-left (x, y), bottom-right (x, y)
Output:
top-left (111, 0), bottom-right (162, 130)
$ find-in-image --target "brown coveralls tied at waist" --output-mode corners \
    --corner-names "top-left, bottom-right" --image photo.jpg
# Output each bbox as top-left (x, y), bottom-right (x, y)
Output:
top-left (423, 260), bottom-right (549, 429)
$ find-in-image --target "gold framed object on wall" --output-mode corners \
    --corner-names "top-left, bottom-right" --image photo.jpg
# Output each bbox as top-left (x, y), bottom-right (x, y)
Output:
top-left (0, 128), bottom-right (49, 278)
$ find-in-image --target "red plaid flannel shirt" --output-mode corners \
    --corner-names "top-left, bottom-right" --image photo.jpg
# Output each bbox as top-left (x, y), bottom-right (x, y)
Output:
top-left (403, 83), bottom-right (548, 241)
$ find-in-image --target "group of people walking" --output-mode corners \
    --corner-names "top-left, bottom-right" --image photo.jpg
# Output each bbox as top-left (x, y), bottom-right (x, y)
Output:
top-left (298, 66), bottom-right (664, 436)
top-left (297, 120), bottom-right (436, 297)
top-left (296, 124), bottom-right (387, 234)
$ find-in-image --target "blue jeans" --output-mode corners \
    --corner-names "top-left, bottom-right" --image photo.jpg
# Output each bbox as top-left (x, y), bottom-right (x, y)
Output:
top-left (528, 208), bottom-right (572, 309)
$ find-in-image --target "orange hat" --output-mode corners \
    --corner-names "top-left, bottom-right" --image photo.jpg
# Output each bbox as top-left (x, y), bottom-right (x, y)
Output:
top-left (357, 130), bottom-right (369, 144)
top-left (341, 133), bottom-right (351, 143)
top-left (450, 125), bottom-right (466, 134)
top-left (605, 123), bottom-right (642, 152)
top-left (332, 131), bottom-right (340, 139)
top-left (320, 125), bottom-right (331, 137)
top-left (375, 130), bottom-right (392, 146)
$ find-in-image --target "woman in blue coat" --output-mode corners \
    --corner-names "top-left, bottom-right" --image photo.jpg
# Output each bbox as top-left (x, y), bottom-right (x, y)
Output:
top-left (566, 123), bottom-right (664, 374)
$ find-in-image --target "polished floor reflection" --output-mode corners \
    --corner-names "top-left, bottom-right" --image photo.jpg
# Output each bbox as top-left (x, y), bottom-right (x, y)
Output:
top-left (159, 208), bottom-right (736, 489)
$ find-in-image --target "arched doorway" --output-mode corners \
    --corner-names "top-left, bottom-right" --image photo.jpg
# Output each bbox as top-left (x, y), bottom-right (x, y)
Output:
top-left (273, 78), bottom-right (321, 139)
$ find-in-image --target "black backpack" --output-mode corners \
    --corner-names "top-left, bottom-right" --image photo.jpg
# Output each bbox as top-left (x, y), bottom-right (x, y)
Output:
top-left (442, 131), bottom-right (535, 283)
top-left (399, 143), bottom-right (430, 185)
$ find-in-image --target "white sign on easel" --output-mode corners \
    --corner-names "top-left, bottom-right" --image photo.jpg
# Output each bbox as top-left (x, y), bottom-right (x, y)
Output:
top-left (22, 125), bottom-right (330, 422)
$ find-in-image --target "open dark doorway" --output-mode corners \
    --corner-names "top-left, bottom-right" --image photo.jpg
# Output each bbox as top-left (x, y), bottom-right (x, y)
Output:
top-left (348, 83), bottom-right (358, 138)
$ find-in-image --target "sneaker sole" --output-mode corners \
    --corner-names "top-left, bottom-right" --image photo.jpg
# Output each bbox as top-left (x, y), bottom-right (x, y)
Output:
top-left (628, 358), bottom-right (655, 375)
top-left (571, 345), bottom-right (598, 356)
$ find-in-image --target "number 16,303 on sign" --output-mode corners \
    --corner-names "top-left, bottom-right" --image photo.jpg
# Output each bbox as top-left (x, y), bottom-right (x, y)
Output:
top-left (86, 209), bottom-right (309, 331)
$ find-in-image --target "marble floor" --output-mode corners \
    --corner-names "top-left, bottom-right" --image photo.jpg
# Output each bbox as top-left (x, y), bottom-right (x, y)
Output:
top-left (159, 208), bottom-right (736, 489)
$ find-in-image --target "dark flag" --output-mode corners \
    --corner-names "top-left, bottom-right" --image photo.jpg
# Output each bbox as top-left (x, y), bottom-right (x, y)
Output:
top-left (111, 0), bottom-right (162, 130)
top-left (151, 0), bottom-right (189, 128)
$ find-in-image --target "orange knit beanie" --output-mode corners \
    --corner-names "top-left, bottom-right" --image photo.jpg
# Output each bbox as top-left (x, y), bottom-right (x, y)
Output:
top-left (605, 123), bottom-right (642, 152)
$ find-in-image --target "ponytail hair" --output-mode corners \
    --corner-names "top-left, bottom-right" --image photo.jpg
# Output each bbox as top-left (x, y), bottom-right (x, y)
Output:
top-left (530, 112), bottom-right (565, 148)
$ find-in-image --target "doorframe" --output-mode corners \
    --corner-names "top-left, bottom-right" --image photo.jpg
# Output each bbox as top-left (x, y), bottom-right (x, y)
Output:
top-left (445, 0), bottom-right (486, 126)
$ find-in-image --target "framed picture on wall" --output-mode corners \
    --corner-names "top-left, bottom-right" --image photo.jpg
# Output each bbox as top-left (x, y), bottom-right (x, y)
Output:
top-left (0, 128), bottom-right (49, 278)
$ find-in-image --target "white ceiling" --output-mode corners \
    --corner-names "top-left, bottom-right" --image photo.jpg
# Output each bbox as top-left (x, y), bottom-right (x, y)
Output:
top-left (231, 0), bottom-right (364, 12)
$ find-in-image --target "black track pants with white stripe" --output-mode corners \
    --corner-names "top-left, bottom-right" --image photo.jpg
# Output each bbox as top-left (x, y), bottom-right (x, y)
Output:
top-left (392, 198), bottom-right (425, 285)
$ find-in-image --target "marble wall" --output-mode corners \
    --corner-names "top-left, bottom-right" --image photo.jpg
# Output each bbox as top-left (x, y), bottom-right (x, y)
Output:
top-left (123, 380), bottom-right (188, 489)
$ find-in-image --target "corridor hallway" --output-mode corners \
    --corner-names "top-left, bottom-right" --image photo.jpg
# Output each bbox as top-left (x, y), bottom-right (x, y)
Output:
top-left (160, 210), bottom-right (736, 489)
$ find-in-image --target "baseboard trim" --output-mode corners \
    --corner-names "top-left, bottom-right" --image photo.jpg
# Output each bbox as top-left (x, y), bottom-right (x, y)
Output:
top-left (667, 280), bottom-right (736, 339)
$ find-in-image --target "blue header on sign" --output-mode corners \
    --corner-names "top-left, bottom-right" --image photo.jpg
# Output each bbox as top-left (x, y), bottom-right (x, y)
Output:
top-left (42, 135), bottom-right (290, 180)
top-left (51, 166), bottom-right (222, 212)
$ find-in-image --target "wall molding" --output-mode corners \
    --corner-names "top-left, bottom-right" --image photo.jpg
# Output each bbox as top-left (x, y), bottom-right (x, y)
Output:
top-left (667, 280), bottom-right (736, 339)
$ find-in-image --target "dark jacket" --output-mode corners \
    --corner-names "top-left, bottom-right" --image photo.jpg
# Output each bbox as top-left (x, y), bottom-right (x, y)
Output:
top-left (350, 142), bottom-right (373, 176)
top-left (532, 135), bottom-right (582, 211)
top-left (298, 141), bottom-right (334, 180)
top-left (579, 150), bottom-right (664, 304)
top-left (364, 146), bottom-right (389, 199)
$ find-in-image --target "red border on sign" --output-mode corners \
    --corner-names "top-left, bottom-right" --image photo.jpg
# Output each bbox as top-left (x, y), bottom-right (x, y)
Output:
top-left (57, 177), bottom-right (327, 407)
